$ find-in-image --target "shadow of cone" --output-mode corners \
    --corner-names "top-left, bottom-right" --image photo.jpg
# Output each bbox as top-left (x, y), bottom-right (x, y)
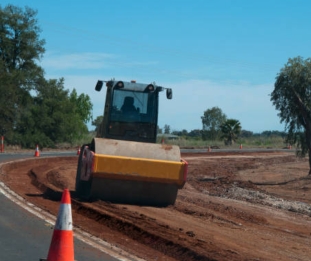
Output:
top-left (40, 189), bottom-right (74, 261)
top-left (34, 144), bottom-right (40, 157)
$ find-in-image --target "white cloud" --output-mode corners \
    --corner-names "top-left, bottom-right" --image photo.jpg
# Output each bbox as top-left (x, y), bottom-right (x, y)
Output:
top-left (41, 52), bottom-right (115, 70)
top-left (40, 52), bottom-right (160, 72)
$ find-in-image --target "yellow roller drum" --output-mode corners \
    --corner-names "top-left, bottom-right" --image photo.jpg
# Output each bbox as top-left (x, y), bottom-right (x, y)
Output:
top-left (92, 153), bottom-right (186, 187)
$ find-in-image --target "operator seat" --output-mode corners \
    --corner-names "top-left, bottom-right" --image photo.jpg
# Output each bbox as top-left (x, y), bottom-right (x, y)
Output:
top-left (121, 96), bottom-right (137, 113)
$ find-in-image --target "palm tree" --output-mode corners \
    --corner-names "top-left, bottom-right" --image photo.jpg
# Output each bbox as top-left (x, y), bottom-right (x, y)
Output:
top-left (221, 119), bottom-right (241, 145)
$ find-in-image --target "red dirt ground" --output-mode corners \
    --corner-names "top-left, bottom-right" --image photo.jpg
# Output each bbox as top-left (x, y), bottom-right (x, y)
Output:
top-left (1, 150), bottom-right (311, 261)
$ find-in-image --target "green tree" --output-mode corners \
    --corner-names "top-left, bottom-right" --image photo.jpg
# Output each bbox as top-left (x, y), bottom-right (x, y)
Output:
top-left (188, 129), bottom-right (202, 138)
top-left (201, 107), bottom-right (227, 140)
top-left (164, 124), bottom-right (170, 134)
top-left (181, 129), bottom-right (188, 136)
top-left (0, 5), bottom-right (45, 139)
top-left (92, 115), bottom-right (103, 132)
top-left (271, 56), bottom-right (311, 174)
top-left (15, 78), bottom-right (91, 147)
top-left (171, 129), bottom-right (188, 136)
top-left (220, 119), bottom-right (241, 145)
top-left (69, 88), bottom-right (93, 123)
top-left (240, 130), bottom-right (253, 138)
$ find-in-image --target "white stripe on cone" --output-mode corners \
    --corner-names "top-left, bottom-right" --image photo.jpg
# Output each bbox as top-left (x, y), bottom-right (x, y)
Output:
top-left (55, 203), bottom-right (73, 231)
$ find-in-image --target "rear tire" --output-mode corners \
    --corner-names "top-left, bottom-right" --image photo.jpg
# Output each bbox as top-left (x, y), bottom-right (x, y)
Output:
top-left (75, 144), bottom-right (92, 201)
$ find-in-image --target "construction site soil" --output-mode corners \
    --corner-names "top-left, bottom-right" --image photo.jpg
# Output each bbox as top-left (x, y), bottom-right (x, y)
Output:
top-left (1, 150), bottom-right (311, 261)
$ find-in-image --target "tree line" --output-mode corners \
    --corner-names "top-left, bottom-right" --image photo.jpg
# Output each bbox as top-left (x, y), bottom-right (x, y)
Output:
top-left (159, 108), bottom-right (286, 144)
top-left (158, 107), bottom-right (243, 146)
top-left (0, 5), bottom-right (92, 148)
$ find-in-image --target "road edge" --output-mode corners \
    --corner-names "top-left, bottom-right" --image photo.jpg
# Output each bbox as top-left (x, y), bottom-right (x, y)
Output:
top-left (0, 160), bottom-right (145, 261)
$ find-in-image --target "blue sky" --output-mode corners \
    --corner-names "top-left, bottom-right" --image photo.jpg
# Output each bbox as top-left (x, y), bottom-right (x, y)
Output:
top-left (2, 0), bottom-right (311, 133)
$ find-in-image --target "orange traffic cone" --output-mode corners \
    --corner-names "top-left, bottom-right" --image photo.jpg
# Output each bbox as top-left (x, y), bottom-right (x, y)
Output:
top-left (34, 144), bottom-right (40, 157)
top-left (76, 146), bottom-right (80, 155)
top-left (43, 189), bottom-right (74, 261)
top-left (239, 144), bottom-right (243, 149)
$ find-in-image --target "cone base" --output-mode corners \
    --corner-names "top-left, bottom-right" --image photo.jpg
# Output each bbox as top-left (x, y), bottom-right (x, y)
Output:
top-left (47, 230), bottom-right (74, 261)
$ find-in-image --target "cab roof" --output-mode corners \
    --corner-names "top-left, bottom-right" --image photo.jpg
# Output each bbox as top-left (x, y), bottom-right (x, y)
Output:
top-left (110, 80), bottom-right (163, 92)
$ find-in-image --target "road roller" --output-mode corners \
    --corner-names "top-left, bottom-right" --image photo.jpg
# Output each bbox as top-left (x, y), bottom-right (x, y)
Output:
top-left (75, 80), bottom-right (188, 206)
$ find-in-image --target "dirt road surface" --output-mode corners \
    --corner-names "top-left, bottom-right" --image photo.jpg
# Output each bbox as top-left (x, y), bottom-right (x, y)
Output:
top-left (1, 150), bottom-right (311, 261)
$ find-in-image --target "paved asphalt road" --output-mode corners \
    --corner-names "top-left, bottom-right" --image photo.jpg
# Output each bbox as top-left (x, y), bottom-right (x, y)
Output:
top-left (0, 152), bottom-right (121, 261)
